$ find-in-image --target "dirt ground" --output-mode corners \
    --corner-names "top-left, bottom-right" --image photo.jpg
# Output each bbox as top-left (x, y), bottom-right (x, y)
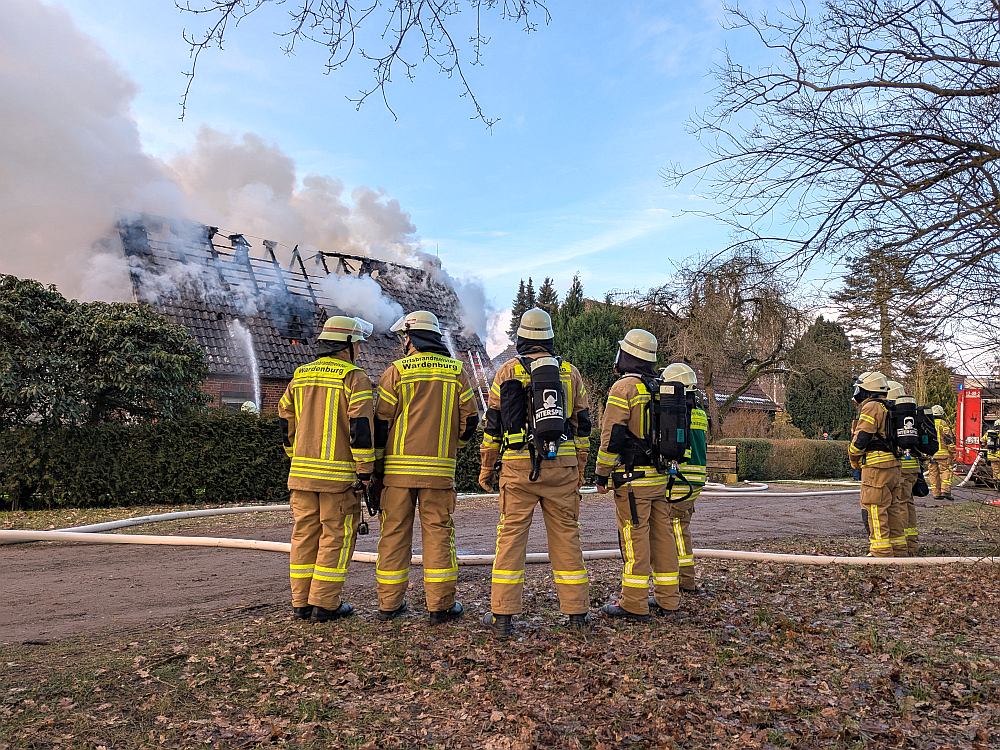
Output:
top-left (1, 485), bottom-right (993, 645)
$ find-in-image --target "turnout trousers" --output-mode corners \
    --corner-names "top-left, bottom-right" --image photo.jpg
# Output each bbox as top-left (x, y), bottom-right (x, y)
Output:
top-left (668, 488), bottom-right (702, 591)
top-left (490, 466), bottom-right (589, 616)
top-left (888, 474), bottom-right (912, 557)
top-left (927, 458), bottom-right (953, 497)
top-left (289, 489), bottom-right (360, 609)
top-left (898, 472), bottom-right (920, 556)
top-left (614, 483), bottom-right (679, 615)
top-left (860, 466), bottom-right (900, 558)
top-left (375, 486), bottom-right (459, 613)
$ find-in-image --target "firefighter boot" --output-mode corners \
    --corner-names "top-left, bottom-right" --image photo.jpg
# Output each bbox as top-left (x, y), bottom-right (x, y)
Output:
top-left (601, 603), bottom-right (651, 622)
top-left (482, 612), bottom-right (513, 638)
top-left (377, 602), bottom-right (409, 622)
top-left (428, 602), bottom-right (464, 625)
top-left (313, 602), bottom-right (354, 622)
top-left (292, 605), bottom-right (314, 620)
top-left (567, 613), bottom-right (592, 630)
top-left (648, 597), bottom-right (673, 617)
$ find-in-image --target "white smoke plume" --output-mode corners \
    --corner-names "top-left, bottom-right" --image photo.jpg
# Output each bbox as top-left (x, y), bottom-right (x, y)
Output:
top-left (487, 308), bottom-right (514, 357)
top-left (0, 0), bottom-right (186, 299)
top-left (0, 0), bottom-right (490, 342)
top-left (318, 273), bottom-right (404, 330)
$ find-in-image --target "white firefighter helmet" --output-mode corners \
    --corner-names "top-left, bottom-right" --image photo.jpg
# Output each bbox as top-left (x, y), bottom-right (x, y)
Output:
top-left (993, 419), bottom-right (1000, 429)
top-left (390, 310), bottom-right (442, 335)
top-left (516, 307), bottom-right (555, 340)
top-left (661, 362), bottom-right (698, 392)
top-left (885, 380), bottom-right (907, 402)
top-left (241, 401), bottom-right (259, 414)
top-left (853, 371), bottom-right (890, 396)
top-left (318, 315), bottom-right (371, 343)
top-left (931, 404), bottom-right (945, 417)
top-left (618, 328), bottom-right (658, 363)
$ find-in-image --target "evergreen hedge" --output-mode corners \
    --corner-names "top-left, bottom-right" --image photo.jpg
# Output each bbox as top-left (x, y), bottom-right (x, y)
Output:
top-left (1, 416), bottom-right (604, 511)
top-left (720, 438), bottom-right (852, 481)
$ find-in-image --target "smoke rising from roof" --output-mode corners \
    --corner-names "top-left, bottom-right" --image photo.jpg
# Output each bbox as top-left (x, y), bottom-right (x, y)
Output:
top-left (1, 0), bottom-right (489, 340)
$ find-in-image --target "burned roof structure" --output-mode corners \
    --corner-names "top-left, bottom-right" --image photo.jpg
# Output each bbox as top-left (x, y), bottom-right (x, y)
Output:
top-left (117, 215), bottom-right (493, 404)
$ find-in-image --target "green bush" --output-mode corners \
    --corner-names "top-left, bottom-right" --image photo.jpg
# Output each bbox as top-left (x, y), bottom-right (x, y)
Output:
top-left (0, 411), bottom-right (290, 511)
top-left (720, 438), bottom-right (852, 481)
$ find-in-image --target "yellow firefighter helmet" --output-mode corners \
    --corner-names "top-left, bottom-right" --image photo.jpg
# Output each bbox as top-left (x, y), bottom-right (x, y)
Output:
top-left (661, 362), bottom-right (698, 392)
top-left (318, 315), bottom-right (371, 343)
top-left (516, 307), bottom-right (554, 340)
top-left (618, 328), bottom-right (658, 363)
top-left (885, 380), bottom-right (907, 401)
top-left (854, 371), bottom-right (890, 394)
top-left (390, 310), bottom-right (442, 335)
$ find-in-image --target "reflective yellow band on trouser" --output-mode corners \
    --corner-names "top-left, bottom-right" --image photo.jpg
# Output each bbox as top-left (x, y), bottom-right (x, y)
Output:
top-left (491, 568), bottom-right (525, 585)
top-left (314, 564), bottom-right (347, 582)
top-left (653, 572), bottom-right (678, 586)
top-left (289, 564), bottom-right (314, 579)
top-left (672, 518), bottom-right (693, 566)
top-left (553, 569), bottom-right (589, 585)
top-left (904, 527), bottom-right (918, 537)
top-left (890, 536), bottom-right (908, 545)
top-left (863, 451), bottom-right (897, 466)
top-left (375, 567), bottom-right (410, 585)
top-left (622, 573), bottom-right (649, 589)
top-left (424, 567), bottom-right (459, 583)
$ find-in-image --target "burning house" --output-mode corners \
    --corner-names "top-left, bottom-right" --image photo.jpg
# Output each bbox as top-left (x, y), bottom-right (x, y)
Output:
top-left (116, 215), bottom-right (493, 413)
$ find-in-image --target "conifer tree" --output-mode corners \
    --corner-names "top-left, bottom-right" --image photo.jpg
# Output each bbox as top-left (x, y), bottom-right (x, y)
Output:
top-left (537, 277), bottom-right (559, 317)
top-left (507, 279), bottom-right (530, 340)
top-left (560, 274), bottom-right (585, 321)
top-left (830, 249), bottom-right (941, 378)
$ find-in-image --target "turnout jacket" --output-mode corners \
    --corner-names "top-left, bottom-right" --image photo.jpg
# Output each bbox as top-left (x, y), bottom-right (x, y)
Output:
top-left (277, 356), bottom-right (376, 491)
top-left (681, 402), bottom-right (709, 489)
top-left (595, 375), bottom-right (666, 488)
top-left (480, 353), bottom-right (591, 474)
top-left (848, 398), bottom-right (899, 471)
top-left (375, 351), bottom-right (480, 489)
top-left (984, 428), bottom-right (1000, 461)
top-left (933, 418), bottom-right (956, 460)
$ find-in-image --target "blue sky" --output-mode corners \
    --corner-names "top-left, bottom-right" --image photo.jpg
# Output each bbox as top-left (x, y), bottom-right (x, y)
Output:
top-left (48, 0), bottom-right (766, 315)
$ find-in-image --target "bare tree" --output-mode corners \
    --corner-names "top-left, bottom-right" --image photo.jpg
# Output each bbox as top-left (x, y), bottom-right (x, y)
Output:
top-left (638, 250), bottom-right (806, 433)
top-left (670, 0), bottom-right (1000, 353)
top-left (176, 0), bottom-right (550, 126)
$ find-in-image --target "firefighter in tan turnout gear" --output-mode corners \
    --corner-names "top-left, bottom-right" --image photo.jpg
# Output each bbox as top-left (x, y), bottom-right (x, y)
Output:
top-left (886, 380), bottom-right (919, 556)
top-left (927, 405), bottom-right (956, 500)
top-left (277, 316), bottom-right (376, 621)
top-left (373, 311), bottom-right (480, 624)
top-left (594, 329), bottom-right (679, 620)
top-left (479, 307), bottom-right (592, 637)
top-left (661, 362), bottom-right (709, 592)
top-left (848, 372), bottom-right (901, 557)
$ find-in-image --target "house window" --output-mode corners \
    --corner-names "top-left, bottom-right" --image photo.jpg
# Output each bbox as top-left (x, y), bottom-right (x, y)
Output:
top-left (221, 390), bottom-right (254, 411)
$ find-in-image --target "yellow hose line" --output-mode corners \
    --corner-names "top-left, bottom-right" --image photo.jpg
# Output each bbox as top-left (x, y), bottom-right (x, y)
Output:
top-left (1, 530), bottom-right (995, 567)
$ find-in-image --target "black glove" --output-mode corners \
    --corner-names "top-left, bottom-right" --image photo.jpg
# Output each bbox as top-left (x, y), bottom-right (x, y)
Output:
top-left (594, 474), bottom-right (608, 491)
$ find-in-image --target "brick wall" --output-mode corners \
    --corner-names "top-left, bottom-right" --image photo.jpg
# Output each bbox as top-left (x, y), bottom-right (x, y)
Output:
top-left (202, 375), bottom-right (289, 414)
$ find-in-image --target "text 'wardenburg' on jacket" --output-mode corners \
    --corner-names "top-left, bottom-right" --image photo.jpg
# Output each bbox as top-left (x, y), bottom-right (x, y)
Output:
top-left (375, 352), bottom-right (480, 489)
top-left (278, 356), bottom-right (376, 492)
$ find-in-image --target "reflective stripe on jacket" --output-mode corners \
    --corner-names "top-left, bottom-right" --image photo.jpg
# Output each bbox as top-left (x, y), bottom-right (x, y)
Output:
top-left (376, 352), bottom-right (479, 489)
top-left (278, 356), bottom-right (375, 491)
top-left (596, 375), bottom-right (665, 488)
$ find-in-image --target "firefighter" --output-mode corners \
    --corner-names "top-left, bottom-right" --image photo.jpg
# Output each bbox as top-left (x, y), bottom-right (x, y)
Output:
top-left (478, 307), bottom-right (592, 637)
top-left (848, 372), bottom-right (900, 557)
top-left (373, 311), bottom-right (480, 624)
top-left (886, 380), bottom-right (917, 556)
top-left (926, 404), bottom-right (956, 500)
top-left (984, 420), bottom-right (1000, 484)
top-left (277, 316), bottom-right (375, 622)
top-left (595, 329), bottom-right (679, 620)
top-left (660, 362), bottom-right (708, 592)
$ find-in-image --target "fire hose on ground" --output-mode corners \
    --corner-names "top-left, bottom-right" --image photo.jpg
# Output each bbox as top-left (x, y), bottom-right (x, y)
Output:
top-left (1, 499), bottom-right (996, 566)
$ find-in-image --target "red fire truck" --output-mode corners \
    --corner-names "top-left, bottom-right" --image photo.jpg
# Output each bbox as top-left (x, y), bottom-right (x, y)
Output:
top-left (955, 386), bottom-right (1000, 465)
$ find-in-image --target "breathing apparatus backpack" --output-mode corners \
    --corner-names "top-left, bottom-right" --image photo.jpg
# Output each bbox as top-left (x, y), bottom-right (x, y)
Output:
top-left (498, 356), bottom-right (568, 481)
top-left (889, 400), bottom-right (921, 454)
top-left (654, 379), bottom-right (691, 463)
top-left (916, 406), bottom-right (940, 456)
